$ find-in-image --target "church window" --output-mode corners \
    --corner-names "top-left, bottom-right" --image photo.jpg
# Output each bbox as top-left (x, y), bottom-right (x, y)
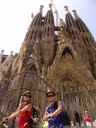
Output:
top-left (90, 38), bottom-right (93, 42)
top-left (38, 20), bottom-right (40, 26)
top-left (62, 47), bottom-right (74, 60)
top-left (66, 21), bottom-right (69, 27)
top-left (82, 36), bottom-right (87, 45)
top-left (76, 21), bottom-right (81, 31)
top-left (74, 36), bottom-right (76, 39)
top-left (47, 27), bottom-right (50, 36)
top-left (86, 37), bottom-right (89, 42)
top-left (68, 15), bottom-right (72, 27)
top-left (30, 30), bottom-right (34, 39)
top-left (76, 31), bottom-right (79, 39)
top-left (45, 28), bottom-right (46, 33)
top-left (34, 36), bottom-right (36, 40)
top-left (34, 31), bottom-right (37, 40)
top-left (82, 22), bottom-right (89, 32)
top-left (73, 21), bottom-right (75, 27)
top-left (35, 31), bottom-right (37, 36)
top-left (69, 31), bottom-right (71, 37)
top-left (48, 14), bottom-right (50, 24)
top-left (72, 31), bottom-right (76, 39)
top-left (79, 21), bottom-right (85, 32)
top-left (72, 31), bottom-right (74, 35)
top-left (48, 27), bottom-right (50, 32)
top-left (63, 76), bottom-right (72, 82)
top-left (69, 21), bottom-right (72, 27)
top-left (32, 30), bottom-right (34, 34)
top-left (34, 18), bottom-right (38, 25)
top-left (44, 28), bottom-right (46, 37)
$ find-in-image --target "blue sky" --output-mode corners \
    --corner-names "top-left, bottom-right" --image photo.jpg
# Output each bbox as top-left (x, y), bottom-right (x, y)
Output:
top-left (0, 0), bottom-right (96, 55)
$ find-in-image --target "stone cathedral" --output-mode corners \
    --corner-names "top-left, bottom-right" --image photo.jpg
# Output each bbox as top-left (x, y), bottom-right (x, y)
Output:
top-left (0, 5), bottom-right (96, 89)
top-left (0, 4), bottom-right (96, 126)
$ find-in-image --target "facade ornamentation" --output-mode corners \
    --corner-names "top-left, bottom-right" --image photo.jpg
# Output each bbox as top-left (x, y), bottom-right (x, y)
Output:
top-left (0, 5), bottom-right (96, 91)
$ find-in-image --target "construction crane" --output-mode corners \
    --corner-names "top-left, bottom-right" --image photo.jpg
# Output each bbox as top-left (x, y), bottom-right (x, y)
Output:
top-left (51, 0), bottom-right (60, 26)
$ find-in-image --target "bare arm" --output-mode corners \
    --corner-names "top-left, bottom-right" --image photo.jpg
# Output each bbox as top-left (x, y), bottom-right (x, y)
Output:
top-left (43, 111), bottom-right (47, 120)
top-left (3, 103), bottom-right (32, 122)
top-left (50, 101), bottom-right (62, 117)
top-left (9, 104), bottom-right (21, 117)
top-left (3, 104), bottom-right (21, 122)
top-left (45, 101), bottom-right (62, 119)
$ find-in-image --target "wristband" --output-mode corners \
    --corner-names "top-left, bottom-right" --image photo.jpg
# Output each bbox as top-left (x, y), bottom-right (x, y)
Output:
top-left (6, 118), bottom-right (8, 121)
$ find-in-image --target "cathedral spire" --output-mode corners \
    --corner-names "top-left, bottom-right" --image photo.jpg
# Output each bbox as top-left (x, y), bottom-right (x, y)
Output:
top-left (72, 9), bottom-right (89, 33)
top-left (42, 5), bottom-right (55, 67)
top-left (64, 6), bottom-right (76, 28)
top-left (64, 6), bottom-right (80, 40)
top-left (72, 9), bottom-right (95, 54)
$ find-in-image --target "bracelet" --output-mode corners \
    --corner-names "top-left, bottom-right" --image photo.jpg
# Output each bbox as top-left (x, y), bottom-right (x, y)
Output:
top-left (6, 118), bottom-right (8, 121)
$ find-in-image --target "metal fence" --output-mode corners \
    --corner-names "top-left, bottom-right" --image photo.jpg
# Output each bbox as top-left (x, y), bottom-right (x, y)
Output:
top-left (0, 70), bottom-right (59, 127)
top-left (61, 85), bottom-right (96, 126)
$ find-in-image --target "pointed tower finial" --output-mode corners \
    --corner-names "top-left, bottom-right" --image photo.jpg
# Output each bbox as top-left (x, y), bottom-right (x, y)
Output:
top-left (72, 10), bottom-right (79, 20)
top-left (49, 3), bottom-right (52, 10)
top-left (10, 51), bottom-right (13, 56)
top-left (72, 10), bottom-right (77, 15)
top-left (64, 6), bottom-right (69, 14)
top-left (0, 50), bottom-right (4, 65)
top-left (40, 5), bottom-right (44, 13)
top-left (31, 13), bottom-right (34, 20)
top-left (1, 49), bottom-right (4, 53)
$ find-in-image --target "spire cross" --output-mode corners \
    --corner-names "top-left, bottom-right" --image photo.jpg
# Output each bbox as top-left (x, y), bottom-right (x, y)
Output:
top-left (40, 5), bottom-right (44, 12)
top-left (49, 3), bottom-right (52, 10)
top-left (64, 6), bottom-right (68, 11)
top-left (64, 6), bottom-right (69, 14)
top-left (72, 10), bottom-right (77, 16)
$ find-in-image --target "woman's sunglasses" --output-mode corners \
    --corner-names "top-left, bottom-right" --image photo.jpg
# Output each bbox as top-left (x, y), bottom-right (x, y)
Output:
top-left (23, 95), bottom-right (31, 98)
top-left (47, 95), bottom-right (55, 97)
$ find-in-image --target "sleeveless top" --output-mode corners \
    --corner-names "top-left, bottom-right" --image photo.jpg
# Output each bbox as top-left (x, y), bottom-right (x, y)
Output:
top-left (46, 101), bottom-right (63, 123)
top-left (18, 103), bottom-right (33, 128)
top-left (84, 114), bottom-right (91, 122)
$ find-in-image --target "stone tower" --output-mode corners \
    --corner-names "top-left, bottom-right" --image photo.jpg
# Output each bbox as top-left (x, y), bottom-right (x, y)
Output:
top-left (0, 5), bottom-right (96, 89)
